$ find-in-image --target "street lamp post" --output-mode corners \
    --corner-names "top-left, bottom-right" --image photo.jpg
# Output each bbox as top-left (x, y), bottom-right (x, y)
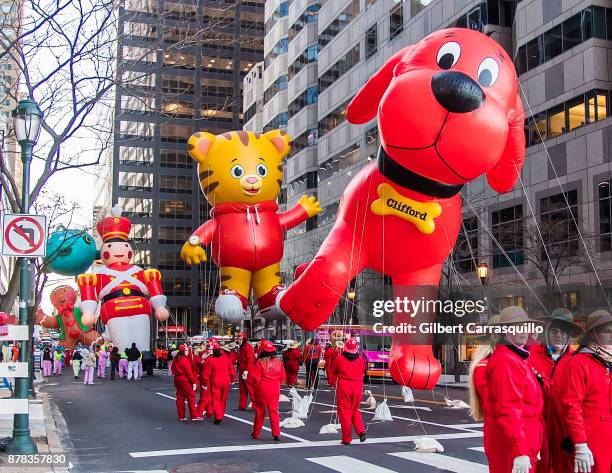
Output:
top-left (477, 262), bottom-right (489, 323)
top-left (6, 99), bottom-right (43, 454)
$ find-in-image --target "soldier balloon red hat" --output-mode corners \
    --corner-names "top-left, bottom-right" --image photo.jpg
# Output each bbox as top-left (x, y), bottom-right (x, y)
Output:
top-left (97, 204), bottom-right (131, 243)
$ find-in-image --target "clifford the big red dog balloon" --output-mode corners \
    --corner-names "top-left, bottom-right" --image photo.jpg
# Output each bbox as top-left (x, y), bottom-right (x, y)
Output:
top-left (276, 28), bottom-right (525, 390)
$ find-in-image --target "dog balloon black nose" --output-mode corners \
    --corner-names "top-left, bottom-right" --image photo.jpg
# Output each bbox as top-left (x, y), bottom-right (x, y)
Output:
top-left (431, 71), bottom-right (484, 113)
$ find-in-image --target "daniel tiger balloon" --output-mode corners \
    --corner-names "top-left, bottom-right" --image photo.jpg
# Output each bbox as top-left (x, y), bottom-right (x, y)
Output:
top-left (181, 129), bottom-right (322, 321)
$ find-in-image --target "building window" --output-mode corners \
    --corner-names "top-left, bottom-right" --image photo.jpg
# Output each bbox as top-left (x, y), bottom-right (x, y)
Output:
top-left (599, 180), bottom-right (612, 251)
top-left (540, 190), bottom-right (579, 260)
top-left (118, 171), bottom-right (153, 192)
top-left (264, 37), bottom-right (288, 67)
top-left (411, 0), bottom-right (430, 17)
top-left (544, 291), bottom-right (579, 310)
top-left (586, 90), bottom-right (608, 123)
top-left (288, 86), bottom-right (318, 119)
top-left (162, 74), bottom-right (195, 95)
top-left (121, 95), bottom-right (155, 116)
top-left (160, 124), bottom-right (194, 143)
top-left (161, 100), bottom-right (194, 118)
top-left (318, 201), bottom-right (339, 227)
top-left (160, 175), bottom-right (192, 194)
top-left (319, 45), bottom-right (360, 93)
top-left (496, 295), bottom-right (525, 309)
top-left (131, 223), bottom-right (152, 243)
top-left (289, 4), bottom-right (320, 40)
top-left (290, 128), bottom-right (318, 155)
top-left (263, 112), bottom-right (288, 132)
top-left (390, 3), bottom-right (404, 40)
top-left (318, 99), bottom-right (350, 137)
top-left (119, 120), bottom-right (154, 141)
top-left (491, 205), bottom-right (524, 268)
top-left (319, 0), bottom-right (360, 49)
top-left (124, 21), bottom-right (157, 40)
top-left (122, 70), bottom-right (155, 90)
top-left (265, 1), bottom-right (289, 33)
top-left (365, 127), bottom-right (379, 159)
top-left (118, 197), bottom-right (152, 218)
top-left (452, 217), bottom-right (478, 273)
top-left (158, 251), bottom-right (189, 271)
top-left (515, 6), bottom-right (610, 74)
top-left (132, 249), bottom-right (151, 266)
top-left (159, 226), bottom-right (192, 244)
top-left (119, 146), bottom-right (154, 167)
top-left (159, 200), bottom-right (193, 219)
top-left (288, 171), bottom-right (317, 198)
top-left (124, 0), bottom-right (159, 14)
top-left (288, 45), bottom-right (319, 81)
top-left (366, 25), bottom-right (377, 59)
top-left (319, 142), bottom-right (360, 181)
top-left (122, 45), bottom-right (156, 63)
top-left (264, 74), bottom-right (288, 104)
top-left (163, 277), bottom-right (192, 296)
top-left (160, 150), bottom-right (192, 168)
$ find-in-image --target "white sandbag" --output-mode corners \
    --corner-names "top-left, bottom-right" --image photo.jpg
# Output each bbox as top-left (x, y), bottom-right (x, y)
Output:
top-left (444, 397), bottom-right (470, 409)
top-left (280, 417), bottom-right (305, 428)
top-left (293, 394), bottom-right (313, 419)
top-left (413, 437), bottom-right (445, 453)
top-left (248, 402), bottom-right (253, 409)
top-left (290, 387), bottom-right (303, 413)
top-left (402, 386), bottom-right (415, 403)
top-left (279, 394), bottom-right (291, 403)
top-left (372, 399), bottom-right (393, 422)
top-left (319, 423), bottom-right (341, 434)
top-left (364, 393), bottom-right (376, 409)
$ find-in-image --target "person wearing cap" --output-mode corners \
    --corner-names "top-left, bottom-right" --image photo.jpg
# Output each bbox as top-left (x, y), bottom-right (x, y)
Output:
top-left (77, 205), bottom-right (170, 353)
top-left (468, 314), bottom-right (501, 422)
top-left (331, 337), bottom-right (367, 445)
top-left (324, 340), bottom-right (345, 387)
top-left (303, 338), bottom-right (322, 390)
top-left (202, 341), bottom-right (236, 424)
top-left (249, 339), bottom-right (286, 441)
top-left (236, 332), bottom-right (255, 410)
top-left (172, 344), bottom-right (202, 422)
top-left (283, 341), bottom-right (302, 387)
top-left (485, 306), bottom-right (544, 473)
top-left (223, 342), bottom-right (238, 370)
top-left (196, 344), bottom-right (213, 418)
top-left (528, 308), bottom-right (583, 473)
top-left (554, 309), bottom-right (612, 473)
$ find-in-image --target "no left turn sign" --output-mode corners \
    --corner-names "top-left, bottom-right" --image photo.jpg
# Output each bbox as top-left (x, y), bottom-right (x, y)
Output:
top-left (1, 214), bottom-right (47, 257)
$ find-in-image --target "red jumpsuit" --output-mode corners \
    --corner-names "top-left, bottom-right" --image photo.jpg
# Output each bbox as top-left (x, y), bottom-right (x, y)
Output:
top-left (472, 357), bottom-right (491, 419)
top-left (249, 356), bottom-right (286, 439)
top-left (556, 352), bottom-right (612, 473)
top-left (485, 345), bottom-right (544, 473)
top-left (303, 343), bottom-right (322, 389)
top-left (324, 346), bottom-right (341, 387)
top-left (332, 353), bottom-right (366, 444)
top-left (529, 344), bottom-right (575, 473)
top-left (172, 354), bottom-right (198, 420)
top-left (202, 353), bottom-right (235, 422)
top-left (282, 348), bottom-right (302, 386)
top-left (238, 340), bottom-right (255, 409)
top-left (197, 355), bottom-right (213, 417)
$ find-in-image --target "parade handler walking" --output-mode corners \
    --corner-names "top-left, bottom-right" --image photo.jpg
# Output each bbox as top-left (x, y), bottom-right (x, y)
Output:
top-left (78, 205), bottom-right (170, 351)
top-left (202, 342), bottom-right (235, 424)
top-left (236, 332), bottom-right (255, 410)
top-left (250, 340), bottom-right (285, 441)
top-left (173, 345), bottom-right (202, 422)
top-left (332, 338), bottom-right (367, 445)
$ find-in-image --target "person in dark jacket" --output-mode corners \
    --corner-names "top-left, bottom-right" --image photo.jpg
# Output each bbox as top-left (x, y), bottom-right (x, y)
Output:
top-left (126, 343), bottom-right (141, 380)
top-left (71, 347), bottom-right (83, 379)
top-left (109, 347), bottom-right (121, 380)
top-left (302, 338), bottom-right (322, 390)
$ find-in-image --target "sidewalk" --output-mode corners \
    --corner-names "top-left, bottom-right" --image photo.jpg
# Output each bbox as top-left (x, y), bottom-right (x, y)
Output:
top-left (0, 375), bottom-right (70, 472)
top-left (436, 374), bottom-right (469, 390)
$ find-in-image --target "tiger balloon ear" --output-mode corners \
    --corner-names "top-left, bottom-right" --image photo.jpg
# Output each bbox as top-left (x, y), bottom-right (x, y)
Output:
top-left (188, 132), bottom-right (216, 164)
top-left (263, 129), bottom-right (292, 159)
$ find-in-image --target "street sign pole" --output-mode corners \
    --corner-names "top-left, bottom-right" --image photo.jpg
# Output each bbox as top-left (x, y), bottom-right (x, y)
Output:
top-left (6, 138), bottom-right (37, 455)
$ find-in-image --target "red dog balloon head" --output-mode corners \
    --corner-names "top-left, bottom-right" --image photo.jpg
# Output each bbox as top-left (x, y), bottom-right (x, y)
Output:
top-left (348, 28), bottom-right (524, 191)
top-left (277, 29), bottom-right (525, 390)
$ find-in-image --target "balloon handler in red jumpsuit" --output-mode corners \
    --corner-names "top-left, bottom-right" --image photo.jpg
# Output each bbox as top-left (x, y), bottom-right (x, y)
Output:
top-left (202, 342), bottom-right (236, 424)
top-left (332, 338), bottom-right (367, 445)
top-left (249, 340), bottom-right (285, 441)
top-left (282, 340), bottom-right (302, 387)
top-left (172, 345), bottom-right (203, 422)
top-left (236, 332), bottom-right (256, 410)
top-left (555, 310), bottom-right (612, 473)
top-left (275, 28), bottom-right (526, 390)
top-left (484, 307), bottom-right (544, 473)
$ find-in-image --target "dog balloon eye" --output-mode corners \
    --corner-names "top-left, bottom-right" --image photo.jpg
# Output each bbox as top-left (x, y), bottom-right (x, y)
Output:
top-left (230, 164), bottom-right (244, 178)
top-left (477, 57), bottom-right (499, 87)
top-left (436, 42), bottom-right (461, 69)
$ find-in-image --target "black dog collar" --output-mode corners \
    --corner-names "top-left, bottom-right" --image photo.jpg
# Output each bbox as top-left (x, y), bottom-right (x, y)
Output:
top-left (376, 146), bottom-right (463, 199)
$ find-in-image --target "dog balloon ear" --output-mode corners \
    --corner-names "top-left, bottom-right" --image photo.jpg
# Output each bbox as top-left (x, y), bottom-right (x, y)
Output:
top-left (346, 48), bottom-right (411, 124)
top-left (486, 95), bottom-right (525, 193)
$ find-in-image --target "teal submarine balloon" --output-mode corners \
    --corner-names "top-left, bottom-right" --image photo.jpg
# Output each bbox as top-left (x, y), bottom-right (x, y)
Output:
top-left (45, 227), bottom-right (97, 276)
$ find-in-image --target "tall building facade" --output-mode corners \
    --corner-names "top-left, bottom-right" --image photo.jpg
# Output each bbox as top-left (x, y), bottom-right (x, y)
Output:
top-left (112, 0), bottom-right (264, 337)
top-left (253, 0), bottom-right (611, 361)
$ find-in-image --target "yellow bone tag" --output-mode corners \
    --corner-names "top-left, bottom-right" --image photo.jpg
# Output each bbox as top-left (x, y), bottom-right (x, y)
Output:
top-left (370, 183), bottom-right (442, 234)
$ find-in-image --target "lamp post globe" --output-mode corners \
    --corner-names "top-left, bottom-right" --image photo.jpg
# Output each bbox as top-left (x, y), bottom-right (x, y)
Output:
top-left (12, 99), bottom-right (43, 146)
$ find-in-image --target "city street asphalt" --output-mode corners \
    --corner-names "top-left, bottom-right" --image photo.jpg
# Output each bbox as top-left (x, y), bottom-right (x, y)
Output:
top-left (41, 370), bottom-right (487, 473)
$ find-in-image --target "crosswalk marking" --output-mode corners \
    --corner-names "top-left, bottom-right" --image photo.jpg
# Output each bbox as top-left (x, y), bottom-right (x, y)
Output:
top-left (469, 446), bottom-right (485, 452)
top-left (306, 455), bottom-right (398, 473)
top-left (388, 451), bottom-right (488, 472)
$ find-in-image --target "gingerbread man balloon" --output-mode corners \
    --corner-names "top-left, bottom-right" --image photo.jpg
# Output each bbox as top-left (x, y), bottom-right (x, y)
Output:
top-left (78, 205), bottom-right (170, 352)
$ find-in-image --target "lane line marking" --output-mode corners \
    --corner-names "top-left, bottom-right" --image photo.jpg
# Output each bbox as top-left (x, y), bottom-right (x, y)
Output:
top-left (389, 451), bottom-right (488, 472)
top-left (447, 423), bottom-right (483, 428)
top-left (306, 455), bottom-right (397, 473)
top-left (469, 446), bottom-right (485, 452)
top-left (312, 401), bottom-right (481, 433)
top-left (129, 432), bottom-right (483, 458)
top-left (155, 392), bottom-right (309, 443)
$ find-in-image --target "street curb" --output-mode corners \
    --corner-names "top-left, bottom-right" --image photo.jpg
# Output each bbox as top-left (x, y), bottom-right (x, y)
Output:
top-left (39, 391), bottom-right (70, 472)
